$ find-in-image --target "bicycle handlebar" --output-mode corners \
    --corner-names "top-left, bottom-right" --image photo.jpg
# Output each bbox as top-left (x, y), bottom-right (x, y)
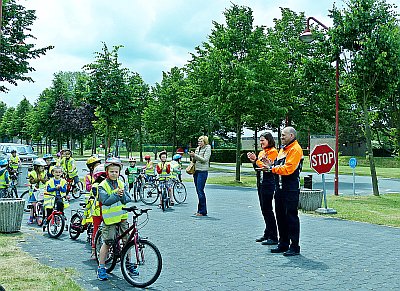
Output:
top-left (122, 206), bottom-right (151, 217)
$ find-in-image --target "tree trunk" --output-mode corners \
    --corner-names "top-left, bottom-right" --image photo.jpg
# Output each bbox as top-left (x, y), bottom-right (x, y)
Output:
top-left (80, 137), bottom-right (84, 156)
top-left (395, 107), bottom-right (400, 157)
top-left (139, 126), bottom-right (143, 162)
top-left (362, 91), bottom-right (379, 196)
top-left (235, 116), bottom-right (242, 182)
top-left (254, 127), bottom-right (258, 153)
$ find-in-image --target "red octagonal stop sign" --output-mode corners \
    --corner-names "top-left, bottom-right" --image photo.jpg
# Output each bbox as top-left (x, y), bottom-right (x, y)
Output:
top-left (310, 144), bottom-right (336, 174)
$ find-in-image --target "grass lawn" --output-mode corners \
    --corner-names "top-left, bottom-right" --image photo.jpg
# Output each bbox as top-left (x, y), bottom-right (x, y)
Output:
top-left (0, 233), bottom-right (83, 291)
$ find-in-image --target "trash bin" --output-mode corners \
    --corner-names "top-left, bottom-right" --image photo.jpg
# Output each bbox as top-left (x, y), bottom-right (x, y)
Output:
top-left (303, 175), bottom-right (312, 189)
top-left (17, 164), bottom-right (30, 187)
top-left (298, 189), bottom-right (323, 211)
top-left (0, 198), bottom-right (25, 233)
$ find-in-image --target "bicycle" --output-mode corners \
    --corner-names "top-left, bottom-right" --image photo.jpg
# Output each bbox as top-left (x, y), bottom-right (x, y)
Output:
top-left (158, 177), bottom-right (171, 211)
top-left (170, 178), bottom-right (187, 204)
top-left (94, 206), bottom-right (162, 288)
top-left (4, 169), bottom-right (18, 198)
top-left (65, 176), bottom-right (84, 199)
top-left (42, 193), bottom-right (67, 238)
top-left (131, 168), bottom-right (146, 202)
top-left (139, 179), bottom-right (159, 205)
top-left (21, 185), bottom-right (44, 225)
top-left (69, 200), bottom-right (94, 243)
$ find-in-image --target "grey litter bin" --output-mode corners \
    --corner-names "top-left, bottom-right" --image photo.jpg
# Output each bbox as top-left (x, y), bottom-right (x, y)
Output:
top-left (0, 198), bottom-right (25, 233)
top-left (17, 164), bottom-right (30, 187)
top-left (298, 189), bottom-right (323, 211)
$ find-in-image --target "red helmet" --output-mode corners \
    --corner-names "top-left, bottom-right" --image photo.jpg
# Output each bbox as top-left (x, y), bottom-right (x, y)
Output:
top-left (144, 155), bottom-right (151, 160)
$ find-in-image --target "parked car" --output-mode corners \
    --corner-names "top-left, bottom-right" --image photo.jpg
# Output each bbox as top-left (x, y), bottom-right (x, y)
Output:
top-left (0, 143), bottom-right (38, 163)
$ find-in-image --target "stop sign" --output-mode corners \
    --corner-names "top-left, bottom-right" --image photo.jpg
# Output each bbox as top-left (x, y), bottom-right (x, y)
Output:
top-left (310, 144), bottom-right (336, 174)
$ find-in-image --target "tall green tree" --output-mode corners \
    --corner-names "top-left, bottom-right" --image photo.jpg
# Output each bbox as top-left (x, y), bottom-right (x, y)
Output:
top-left (330, 0), bottom-right (399, 195)
top-left (84, 43), bottom-right (133, 156)
top-left (14, 97), bottom-right (32, 143)
top-left (0, 106), bottom-right (16, 140)
top-left (0, 0), bottom-right (53, 92)
top-left (189, 4), bottom-right (268, 181)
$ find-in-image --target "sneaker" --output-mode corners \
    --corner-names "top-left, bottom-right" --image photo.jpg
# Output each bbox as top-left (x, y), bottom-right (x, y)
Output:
top-left (27, 217), bottom-right (34, 224)
top-left (97, 267), bottom-right (108, 281)
top-left (126, 263), bottom-right (139, 276)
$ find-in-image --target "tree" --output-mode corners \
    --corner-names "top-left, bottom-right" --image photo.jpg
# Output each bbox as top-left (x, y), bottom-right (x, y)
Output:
top-left (0, 106), bottom-right (16, 141)
top-left (189, 4), bottom-right (268, 181)
top-left (84, 43), bottom-right (134, 156)
top-left (14, 97), bottom-right (32, 143)
top-left (0, 0), bottom-right (53, 92)
top-left (330, 0), bottom-right (400, 195)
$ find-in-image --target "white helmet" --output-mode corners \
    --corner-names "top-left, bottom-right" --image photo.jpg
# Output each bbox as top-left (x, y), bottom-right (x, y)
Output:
top-left (33, 158), bottom-right (47, 167)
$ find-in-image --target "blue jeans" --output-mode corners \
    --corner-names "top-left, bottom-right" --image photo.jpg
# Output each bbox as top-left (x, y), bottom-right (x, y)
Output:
top-left (193, 171), bottom-right (208, 215)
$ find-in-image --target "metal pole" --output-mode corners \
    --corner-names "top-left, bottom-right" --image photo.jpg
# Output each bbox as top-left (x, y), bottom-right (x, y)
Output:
top-left (322, 174), bottom-right (327, 208)
top-left (353, 168), bottom-right (356, 196)
top-left (334, 58), bottom-right (340, 195)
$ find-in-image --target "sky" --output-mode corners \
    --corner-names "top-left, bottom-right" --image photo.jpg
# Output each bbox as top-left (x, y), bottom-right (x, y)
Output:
top-left (1, 0), bottom-right (348, 107)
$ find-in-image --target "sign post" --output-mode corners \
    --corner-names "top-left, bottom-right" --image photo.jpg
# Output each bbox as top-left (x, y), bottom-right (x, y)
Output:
top-left (349, 157), bottom-right (357, 196)
top-left (310, 144), bottom-right (337, 214)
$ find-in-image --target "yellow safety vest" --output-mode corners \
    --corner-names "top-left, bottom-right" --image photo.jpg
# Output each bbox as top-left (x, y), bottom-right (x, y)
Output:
top-left (29, 171), bottom-right (47, 189)
top-left (0, 170), bottom-right (7, 189)
top-left (170, 161), bottom-right (181, 179)
top-left (9, 156), bottom-right (20, 170)
top-left (99, 179), bottom-right (128, 225)
top-left (43, 178), bottom-right (69, 210)
top-left (157, 162), bottom-right (171, 180)
top-left (82, 192), bottom-right (94, 224)
top-left (60, 157), bottom-right (78, 178)
top-left (145, 161), bottom-right (154, 175)
top-left (90, 183), bottom-right (101, 217)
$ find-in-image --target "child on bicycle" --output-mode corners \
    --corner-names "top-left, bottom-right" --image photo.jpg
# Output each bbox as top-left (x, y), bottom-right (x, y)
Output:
top-left (156, 151), bottom-right (174, 206)
top-left (8, 149), bottom-right (21, 175)
top-left (0, 158), bottom-right (10, 198)
top-left (125, 157), bottom-right (139, 192)
top-left (43, 154), bottom-right (56, 179)
top-left (171, 154), bottom-right (183, 182)
top-left (143, 154), bottom-right (155, 180)
top-left (60, 149), bottom-right (80, 187)
top-left (43, 166), bottom-right (69, 228)
top-left (84, 156), bottom-right (101, 192)
top-left (27, 158), bottom-right (48, 224)
top-left (97, 157), bottom-right (134, 281)
top-left (88, 163), bottom-right (106, 258)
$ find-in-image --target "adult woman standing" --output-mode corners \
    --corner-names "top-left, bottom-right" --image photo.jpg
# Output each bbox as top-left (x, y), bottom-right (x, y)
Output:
top-left (189, 136), bottom-right (212, 217)
top-left (247, 132), bottom-right (278, 245)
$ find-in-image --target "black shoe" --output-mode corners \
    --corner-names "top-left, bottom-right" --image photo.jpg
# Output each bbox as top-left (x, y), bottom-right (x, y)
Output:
top-left (261, 239), bottom-right (278, 245)
top-left (283, 247), bottom-right (300, 256)
top-left (255, 236), bottom-right (267, 243)
top-left (271, 245), bottom-right (289, 253)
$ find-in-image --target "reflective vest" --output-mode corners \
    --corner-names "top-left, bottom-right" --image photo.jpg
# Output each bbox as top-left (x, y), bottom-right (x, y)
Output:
top-left (60, 157), bottom-right (78, 178)
top-left (170, 161), bottom-right (181, 179)
top-left (87, 182), bottom-right (101, 218)
top-left (126, 166), bottom-right (138, 183)
top-left (44, 178), bottom-right (69, 210)
top-left (100, 179), bottom-right (128, 225)
top-left (145, 161), bottom-right (154, 175)
top-left (29, 170), bottom-right (46, 189)
top-left (157, 162), bottom-right (171, 180)
top-left (9, 155), bottom-right (20, 170)
top-left (0, 170), bottom-right (8, 189)
top-left (82, 192), bottom-right (94, 224)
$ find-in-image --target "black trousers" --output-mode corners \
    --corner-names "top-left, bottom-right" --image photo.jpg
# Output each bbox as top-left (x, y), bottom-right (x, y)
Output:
top-left (275, 189), bottom-right (300, 249)
top-left (257, 184), bottom-right (278, 241)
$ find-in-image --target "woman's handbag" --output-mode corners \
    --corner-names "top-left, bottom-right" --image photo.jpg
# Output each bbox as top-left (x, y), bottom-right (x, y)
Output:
top-left (185, 161), bottom-right (196, 175)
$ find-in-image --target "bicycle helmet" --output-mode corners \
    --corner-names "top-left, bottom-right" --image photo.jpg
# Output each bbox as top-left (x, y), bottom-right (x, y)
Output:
top-left (93, 164), bottom-right (106, 180)
top-left (129, 157), bottom-right (136, 162)
top-left (33, 158), bottom-right (47, 167)
top-left (158, 150), bottom-right (167, 159)
top-left (43, 153), bottom-right (53, 160)
top-left (144, 155), bottom-right (151, 160)
top-left (86, 156), bottom-right (101, 166)
top-left (172, 154), bottom-right (182, 161)
top-left (64, 148), bottom-right (72, 154)
top-left (0, 158), bottom-right (8, 166)
top-left (56, 151), bottom-right (62, 158)
top-left (10, 149), bottom-right (17, 154)
top-left (105, 157), bottom-right (123, 170)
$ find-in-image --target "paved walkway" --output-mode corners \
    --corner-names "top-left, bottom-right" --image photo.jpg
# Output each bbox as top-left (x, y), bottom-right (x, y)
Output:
top-left (19, 182), bottom-right (400, 290)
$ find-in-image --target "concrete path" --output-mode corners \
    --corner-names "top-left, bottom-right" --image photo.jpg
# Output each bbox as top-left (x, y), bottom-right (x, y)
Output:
top-left (19, 182), bottom-right (400, 290)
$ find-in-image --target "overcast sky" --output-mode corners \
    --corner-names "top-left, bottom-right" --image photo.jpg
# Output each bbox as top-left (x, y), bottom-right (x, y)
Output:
top-left (0, 0), bottom-right (353, 107)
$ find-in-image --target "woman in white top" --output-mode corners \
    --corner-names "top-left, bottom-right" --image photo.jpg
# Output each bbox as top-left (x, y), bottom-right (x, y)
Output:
top-left (189, 135), bottom-right (212, 216)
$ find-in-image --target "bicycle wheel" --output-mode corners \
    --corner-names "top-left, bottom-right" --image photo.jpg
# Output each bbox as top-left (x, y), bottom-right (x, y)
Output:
top-left (72, 184), bottom-right (82, 199)
top-left (86, 223), bottom-right (93, 244)
top-left (140, 183), bottom-right (159, 205)
top-left (47, 213), bottom-right (65, 238)
top-left (94, 228), bottom-right (117, 272)
top-left (20, 190), bottom-right (30, 211)
top-left (121, 239), bottom-right (162, 288)
top-left (36, 203), bottom-right (44, 226)
top-left (69, 213), bottom-right (82, 240)
top-left (173, 182), bottom-right (187, 204)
